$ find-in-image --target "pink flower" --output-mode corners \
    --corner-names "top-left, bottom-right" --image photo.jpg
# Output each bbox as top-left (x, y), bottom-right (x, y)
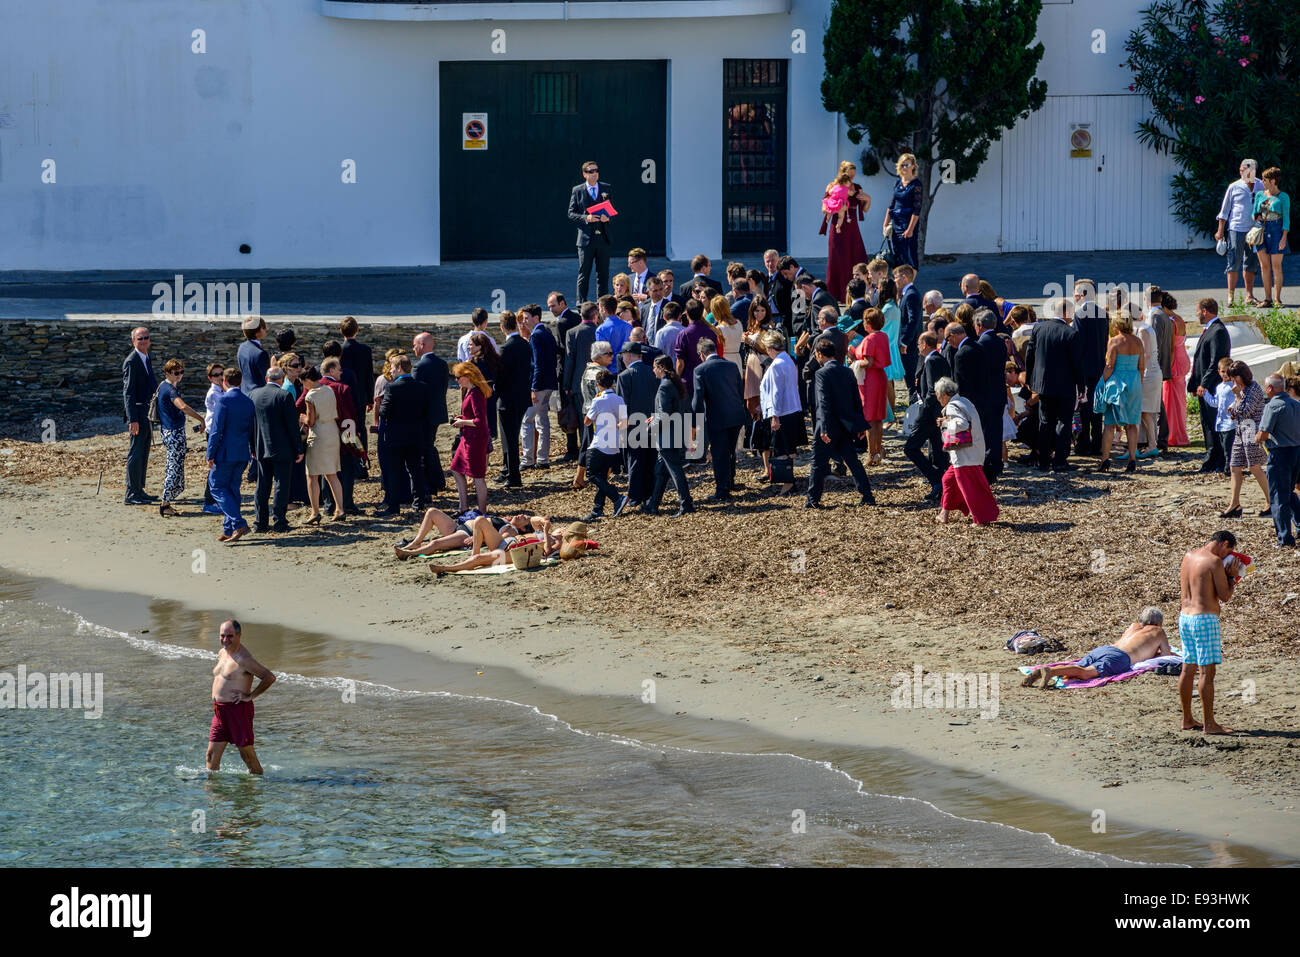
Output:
top-left (1240, 35), bottom-right (1249, 43)
top-left (1239, 58), bottom-right (1249, 67)
top-left (1128, 84), bottom-right (1136, 92)
top-left (1195, 95), bottom-right (1205, 104)
top-left (1214, 35), bottom-right (1222, 43)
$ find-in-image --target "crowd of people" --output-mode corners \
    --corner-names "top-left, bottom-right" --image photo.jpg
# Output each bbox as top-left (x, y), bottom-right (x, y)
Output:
top-left (122, 246), bottom-right (1300, 549)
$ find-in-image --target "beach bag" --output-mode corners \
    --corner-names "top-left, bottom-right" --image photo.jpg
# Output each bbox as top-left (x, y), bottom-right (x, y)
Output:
top-left (1154, 661), bottom-right (1183, 676)
top-left (1005, 630), bottom-right (1065, 654)
top-left (1245, 224), bottom-right (1264, 248)
top-left (901, 400), bottom-right (924, 438)
top-left (507, 539), bottom-right (544, 570)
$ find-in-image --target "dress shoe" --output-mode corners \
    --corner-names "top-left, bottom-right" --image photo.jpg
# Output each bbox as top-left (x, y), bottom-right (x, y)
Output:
top-left (924, 484), bottom-right (943, 503)
top-left (141, 493), bottom-right (158, 501)
top-left (216, 532), bottom-right (231, 542)
top-left (254, 524), bottom-right (270, 533)
top-left (858, 493), bottom-right (877, 506)
top-left (582, 510), bottom-right (603, 523)
top-left (124, 496), bottom-right (151, 506)
top-left (271, 522), bottom-right (291, 533)
top-left (1051, 463), bottom-right (1076, 473)
top-left (641, 506), bottom-right (660, 517)
top-left (375, 506), bottom-right (401, 517)
top-left (1196, 462), bottom-right (1217, 474)
top-left (225, 525), bottom-right (250, 544)
top-left (1015, 454), bottom-right (1037, 465)
top-left (706, 493), bottom-right (732, 503)
top-left (670, 505), bottom-right (695, 517)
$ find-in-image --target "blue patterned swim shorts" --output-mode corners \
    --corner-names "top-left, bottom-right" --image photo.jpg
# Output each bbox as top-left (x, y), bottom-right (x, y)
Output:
top-left (1178, 612), bottom-right (1223, 666)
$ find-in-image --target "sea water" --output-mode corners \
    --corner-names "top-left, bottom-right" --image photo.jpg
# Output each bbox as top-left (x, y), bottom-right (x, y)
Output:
top-left (0, 572), bottom-right (1278, 867)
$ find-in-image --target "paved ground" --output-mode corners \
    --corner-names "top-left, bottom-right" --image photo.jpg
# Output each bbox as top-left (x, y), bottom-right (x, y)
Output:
top-left (0, 249), bottom-right (1255, 324)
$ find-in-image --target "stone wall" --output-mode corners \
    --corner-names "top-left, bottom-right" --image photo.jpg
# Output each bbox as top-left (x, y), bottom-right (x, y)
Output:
top-left (0, 318), bottom-right (482, 441)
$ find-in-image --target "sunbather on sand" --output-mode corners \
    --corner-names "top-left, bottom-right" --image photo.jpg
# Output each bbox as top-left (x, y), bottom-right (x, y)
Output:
top-left (395, 509), bottom-right (549, 560)
top-left (429, 514), bottom-right (560, 575)
top-left (1021, 607), bottom-right (1170, 688)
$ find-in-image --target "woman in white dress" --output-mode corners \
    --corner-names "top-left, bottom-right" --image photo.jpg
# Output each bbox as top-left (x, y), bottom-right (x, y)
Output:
top-left (1132, 311), bottom-right (1162, 459)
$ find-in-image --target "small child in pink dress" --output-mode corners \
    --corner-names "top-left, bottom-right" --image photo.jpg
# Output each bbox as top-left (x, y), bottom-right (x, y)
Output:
top-left (823, 177), bottom-right (853, 233)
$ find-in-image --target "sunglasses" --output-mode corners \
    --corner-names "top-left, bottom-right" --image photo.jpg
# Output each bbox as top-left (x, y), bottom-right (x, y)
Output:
top-left (584, 168), bottom-right (599, 174)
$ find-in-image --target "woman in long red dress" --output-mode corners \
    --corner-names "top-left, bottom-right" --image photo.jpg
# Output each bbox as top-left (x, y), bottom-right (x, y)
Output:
top-left (1161, 292), bottom-right (1192, 447)
top-left (848, 307), bottom-right (890, 464)
top-left (820, 161), bottom-right (871, 304)
top-left (449, 361), bottom-right (491, 515)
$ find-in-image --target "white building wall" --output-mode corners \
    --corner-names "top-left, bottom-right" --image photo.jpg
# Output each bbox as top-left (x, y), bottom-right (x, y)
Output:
top-left (0, 0), bottom-right (1199, 272)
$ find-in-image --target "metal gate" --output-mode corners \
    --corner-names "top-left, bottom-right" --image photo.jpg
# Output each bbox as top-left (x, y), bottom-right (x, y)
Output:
top-left (999, 94), bottom-right (1189, 252)
top-left (440, 60), bottom-right (667, 260)
top-left (723, 59), bottom-right (787, 252)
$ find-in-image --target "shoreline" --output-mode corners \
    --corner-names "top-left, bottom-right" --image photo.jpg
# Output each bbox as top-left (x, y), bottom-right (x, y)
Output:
top-left (1, 469), bottom-right (1295, 862)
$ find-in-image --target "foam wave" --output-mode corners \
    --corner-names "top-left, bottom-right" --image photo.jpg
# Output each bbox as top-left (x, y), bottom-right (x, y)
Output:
top-left (46, 600), bottom-right (1158, 866)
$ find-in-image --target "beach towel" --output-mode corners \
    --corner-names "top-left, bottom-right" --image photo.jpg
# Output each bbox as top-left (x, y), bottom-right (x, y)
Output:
top-left (448, 555), bottom-right (561, 575)
top-left (1017, 652), bottom-right (1184, 689)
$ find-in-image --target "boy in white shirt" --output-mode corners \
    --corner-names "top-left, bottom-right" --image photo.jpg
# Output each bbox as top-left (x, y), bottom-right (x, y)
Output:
top-left (583, 369), bottom-right (629, 522)
top-left (1199, 357), bottom-right (1238, 476)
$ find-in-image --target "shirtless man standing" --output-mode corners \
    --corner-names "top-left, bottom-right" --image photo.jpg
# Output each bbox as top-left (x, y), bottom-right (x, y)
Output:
top-left (1022, 607), bottom-right (1171, 687)
top-left (1178, 531), bottom-right (1239, 735)
top-left (207, 619), bottom-right (277, 774)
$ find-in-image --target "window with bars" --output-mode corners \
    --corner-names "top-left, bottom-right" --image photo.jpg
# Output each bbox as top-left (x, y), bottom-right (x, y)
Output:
top-left (530, 72), bottom-right (578, 114)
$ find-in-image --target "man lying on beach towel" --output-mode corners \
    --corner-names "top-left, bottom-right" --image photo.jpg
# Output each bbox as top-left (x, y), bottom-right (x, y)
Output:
top-left (1021, 606), bottom-right (1171, 689)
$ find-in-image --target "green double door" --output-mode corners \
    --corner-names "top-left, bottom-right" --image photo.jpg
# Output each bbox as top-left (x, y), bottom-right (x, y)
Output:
top-left (440, 60), bottom-right (667, 260)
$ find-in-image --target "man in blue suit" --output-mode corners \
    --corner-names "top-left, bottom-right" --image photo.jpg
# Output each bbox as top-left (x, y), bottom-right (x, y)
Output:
top-left (207, 367), bottom-right (257, 543)
top-left (894, 264), bottom-right (923, 395)
top-left (690, 339), bottom-right (748, 502)
top-left (122, 326), bottom-right (157, 504)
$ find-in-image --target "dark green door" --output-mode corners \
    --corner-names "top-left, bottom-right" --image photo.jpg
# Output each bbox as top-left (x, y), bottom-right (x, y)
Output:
top-left (440, 60), bottom-right (667, 260)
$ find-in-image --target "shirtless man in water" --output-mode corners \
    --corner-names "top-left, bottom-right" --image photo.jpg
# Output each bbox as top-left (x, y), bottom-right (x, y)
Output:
top-left (207, 619), bottom-right (276, 774)
top-left (1178, 530), bottom-right (1239, 735)
top-left (1022, 607), bottom-right (1171, 687)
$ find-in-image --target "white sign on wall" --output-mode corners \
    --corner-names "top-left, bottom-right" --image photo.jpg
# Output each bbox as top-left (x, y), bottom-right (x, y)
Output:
top-left (463, 113), bottom-right (488, 151)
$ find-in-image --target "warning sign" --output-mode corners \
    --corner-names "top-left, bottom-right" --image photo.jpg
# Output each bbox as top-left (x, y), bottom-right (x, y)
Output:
top-left (463, 113), bottom-right (488, 151)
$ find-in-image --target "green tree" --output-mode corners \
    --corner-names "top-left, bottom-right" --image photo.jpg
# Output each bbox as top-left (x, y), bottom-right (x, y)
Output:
top-left (1124, 0), bottom-right (1300, 234)
top-left (821, 0), bottom-right (1047, 260)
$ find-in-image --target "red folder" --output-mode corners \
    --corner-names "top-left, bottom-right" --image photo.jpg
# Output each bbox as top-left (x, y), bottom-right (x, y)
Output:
top-left (587, 200), bottom-right (618, 217)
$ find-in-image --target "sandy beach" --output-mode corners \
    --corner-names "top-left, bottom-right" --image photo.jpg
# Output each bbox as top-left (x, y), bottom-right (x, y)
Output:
top-left (1, 425), bottom-right (1297, 861)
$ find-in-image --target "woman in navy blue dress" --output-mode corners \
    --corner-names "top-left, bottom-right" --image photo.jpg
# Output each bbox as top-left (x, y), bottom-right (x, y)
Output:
top-left (883, 153), bottom-right (922, 270)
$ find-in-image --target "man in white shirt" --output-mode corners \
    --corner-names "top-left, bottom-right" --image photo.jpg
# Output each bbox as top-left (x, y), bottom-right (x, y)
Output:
top-left (1214, 158), bottom-right (1265, 304)
top-left (582, 369), bottom-right (629, 521)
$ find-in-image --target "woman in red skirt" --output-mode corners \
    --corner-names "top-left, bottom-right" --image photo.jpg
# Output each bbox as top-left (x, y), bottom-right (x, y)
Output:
top-left (934, 377), bottom-right (999, 526)
top-left (820, 161), bottom-right (871, 304)
top-left (449, 361), bottom-right (492, 515)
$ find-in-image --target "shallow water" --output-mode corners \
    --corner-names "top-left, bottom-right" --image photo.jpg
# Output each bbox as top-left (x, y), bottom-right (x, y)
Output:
top-left (0, 571), bottom-right (1284, 867)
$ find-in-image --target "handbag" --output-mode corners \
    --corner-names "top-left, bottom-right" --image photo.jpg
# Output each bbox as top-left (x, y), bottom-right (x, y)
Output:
top-left (1245, 224), bottom-right (1264, 247)
top-left (147, 385), bottom-right (162, 426)
top-left (941, 429), bottom-right (972, 451)
top-left (901, 400), bottom-right (923, 438)
top-left (557, 394), bottom-right (581, 433)
top-left (877, 234), bottom-right (897, 268)
top-left (769, 456), bottom-right (795, 484)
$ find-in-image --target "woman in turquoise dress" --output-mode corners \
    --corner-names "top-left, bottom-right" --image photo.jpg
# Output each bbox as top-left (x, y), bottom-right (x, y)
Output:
top-left (878, 277), bottom-right (904, 423)
top-left (1092, 312), bottom-right (1146, 473)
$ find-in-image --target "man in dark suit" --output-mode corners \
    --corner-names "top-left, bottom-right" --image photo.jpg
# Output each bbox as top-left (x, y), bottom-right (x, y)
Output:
top-left (496, 311), bottom-right (532, 488)
top-left (1070, 280), bottom-right (1108, 456)
top-left (563, 303), bottom-right (600, 450)
top-left (806, 339), bottom-right (874, 509)
top-left (894, 264), bottom-right (923, 394)
top-left (769, 256), bottom-right (799, 339)
top-left (904, 331), bottom-right (952, 501)
top-left (1189, 298), bottom-right (1232, 472)
top-left (960, 274), bottom-right (1004, 333)
top-left (122, 326), bottom-right (157, 504)
top-left (675, 254), bottom-right (724, 301)
top-left (616, 342), bottom-right (658, 506)
top-left (206, 367), bottom-right (257, 544)
top-left (1024, 299), bottom-right (1084, 472)
top-left (548, 291), bottom-right (583, 462)
top-left (639, 277), bottom-right (670, 341)
top-left (950, 321), bottom-right (987, 427)
top-left (378, 354), bottom-right (430, 514)
top-left (690, 339), bottom-right (747, 501)
top-left (800, 305), bottom-right (847, 429)
top-left (250, 368), bottom-right (304, 532)
top-left (974, 309), bottom-right (1009, 482)
top-left (568, 161), bottom-right (612, 304)
top-left (237, 317), bottom-right (271, 395)
top-left (340, 316), bottom-right (375, 456)
top-left (411, 331), bottom-right (449, 496)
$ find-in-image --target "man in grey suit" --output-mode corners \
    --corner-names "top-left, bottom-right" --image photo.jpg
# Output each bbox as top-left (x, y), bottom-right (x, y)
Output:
top-left (250, 367), bottom-right (304, 532)
top-left (616, 342), bottom-right (658, 506)
top-left (568, 161), bottom-right (612, 304)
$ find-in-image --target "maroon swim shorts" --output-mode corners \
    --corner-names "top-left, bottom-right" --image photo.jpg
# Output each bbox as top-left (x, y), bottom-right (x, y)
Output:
top-left (209, 699), bottom-right (255, 747)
